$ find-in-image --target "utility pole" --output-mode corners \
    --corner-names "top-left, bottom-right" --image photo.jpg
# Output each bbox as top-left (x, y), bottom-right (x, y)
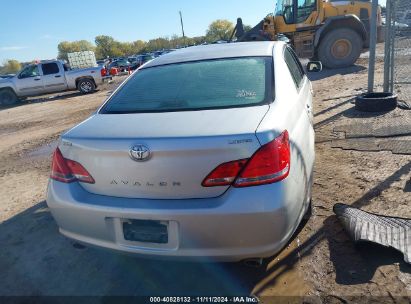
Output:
top-left (179, 11), bottom-right (186, 47)
top-left (383, 0), bottom-right (392, 92)
top-left (367, 0), bottom-right (378, 92)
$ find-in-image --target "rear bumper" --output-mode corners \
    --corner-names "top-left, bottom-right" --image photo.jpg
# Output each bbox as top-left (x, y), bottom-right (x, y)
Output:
top-left (46, 179), bottom-right (304, 262)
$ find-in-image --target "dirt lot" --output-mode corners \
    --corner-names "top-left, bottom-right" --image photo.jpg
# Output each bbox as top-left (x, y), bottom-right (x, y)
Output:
top-left (0, 56), bottom-right (410, 302)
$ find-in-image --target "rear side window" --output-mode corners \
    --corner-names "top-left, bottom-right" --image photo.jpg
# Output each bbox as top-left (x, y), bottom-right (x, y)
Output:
top-left (42, 63), bottom-right (60, 75)
top-left (284, 47), bottom-right (305, 89)
top-left (101, 57), bottom-right (273, 113)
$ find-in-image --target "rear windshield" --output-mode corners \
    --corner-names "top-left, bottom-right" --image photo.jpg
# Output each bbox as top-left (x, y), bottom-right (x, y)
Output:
top-left (100, 57), bottom-right (273, 113)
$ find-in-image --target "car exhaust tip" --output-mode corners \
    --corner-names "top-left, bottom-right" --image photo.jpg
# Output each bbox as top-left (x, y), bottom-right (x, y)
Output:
top-left (242, 258), bottom-right (264, 267)
top-left (333, 203), bottom-right (411, 264)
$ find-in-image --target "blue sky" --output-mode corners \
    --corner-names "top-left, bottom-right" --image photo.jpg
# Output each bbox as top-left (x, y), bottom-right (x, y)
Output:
top-left (0, 0), bottom-right (275, 62)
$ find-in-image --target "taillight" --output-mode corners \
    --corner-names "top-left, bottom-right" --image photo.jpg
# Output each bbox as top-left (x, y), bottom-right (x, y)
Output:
top-left (50, 148), bottom-right (95, 184)
top-left (234, 130), bottom-right (290, 187)
top-left (202, 159), bottom-right (248, 187)
top-left (100, 68), bottom-right (107, 77)
top-left (201, 131), bottom-right (290, 188)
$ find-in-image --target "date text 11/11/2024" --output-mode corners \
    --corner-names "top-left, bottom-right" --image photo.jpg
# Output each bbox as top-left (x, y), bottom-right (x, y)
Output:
top-left (149, 296), bottom-right (259, 303)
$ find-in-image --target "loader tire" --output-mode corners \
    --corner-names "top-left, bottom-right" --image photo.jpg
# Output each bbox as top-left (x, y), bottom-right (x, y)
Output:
top-left (317, 28), bottom-right (362, 69)
top-left (0, 88), bottom-right (18, 106)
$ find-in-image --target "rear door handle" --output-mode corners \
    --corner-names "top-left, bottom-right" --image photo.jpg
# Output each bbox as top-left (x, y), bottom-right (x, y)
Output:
top-left (34, 78), bottom-right (41, 81)
top-left (55, 75), bottom-right (62, 78)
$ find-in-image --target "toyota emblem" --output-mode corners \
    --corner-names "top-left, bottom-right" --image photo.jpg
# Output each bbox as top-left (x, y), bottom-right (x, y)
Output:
top-left (129, 145), bottom-right (151, 162)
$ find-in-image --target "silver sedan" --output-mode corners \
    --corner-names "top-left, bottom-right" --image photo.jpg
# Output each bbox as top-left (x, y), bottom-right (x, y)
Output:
top-left (47, 42), bottom-right (316, 262)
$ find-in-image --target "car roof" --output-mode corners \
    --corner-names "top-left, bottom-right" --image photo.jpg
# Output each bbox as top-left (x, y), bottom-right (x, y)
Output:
top-left (142, 41), bottom-right (284, 68)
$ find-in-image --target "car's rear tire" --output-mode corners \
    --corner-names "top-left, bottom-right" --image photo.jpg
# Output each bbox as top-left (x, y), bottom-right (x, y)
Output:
top-left (318, 28), bottom-right (362, 69)
top-left (0, 88), bottom-right (19, 106)
top-left (303, 199), bottom-right (312, 221)
top-left (77, 78), bottom-right (96, 94)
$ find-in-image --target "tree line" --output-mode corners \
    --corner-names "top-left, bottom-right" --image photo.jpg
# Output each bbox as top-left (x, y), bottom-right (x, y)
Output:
top-left (0, 60), bottom-right (21, 75)
top-left (57, 19), bottom-right (237, 60)
top-left (1, 19), bottom-right (243, 74)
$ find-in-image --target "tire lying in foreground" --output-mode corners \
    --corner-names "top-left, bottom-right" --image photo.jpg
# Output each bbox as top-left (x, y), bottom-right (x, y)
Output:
top-left (333, 203), bottom-right (410, 264)
top-left (355, 92), bottom-right (397, 112)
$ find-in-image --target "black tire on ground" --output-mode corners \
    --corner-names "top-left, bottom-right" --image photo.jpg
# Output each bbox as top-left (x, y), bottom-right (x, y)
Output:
top-left (355, 92), bottom-right (397, 112)
top-left (0, 88), bottom-right (19, 106)
top-left (77, 78), bottom-right (96, 94)
top-left (317, 28), bottom-right (362, 69)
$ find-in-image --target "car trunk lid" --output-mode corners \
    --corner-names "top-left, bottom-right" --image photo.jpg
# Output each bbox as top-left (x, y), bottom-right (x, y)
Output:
top-left (59, 106), bottom-right (269, 199)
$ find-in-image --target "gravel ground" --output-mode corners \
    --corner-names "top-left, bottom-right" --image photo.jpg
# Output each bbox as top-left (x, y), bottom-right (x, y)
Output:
top-left (0, 57), bottom-right (410, 302)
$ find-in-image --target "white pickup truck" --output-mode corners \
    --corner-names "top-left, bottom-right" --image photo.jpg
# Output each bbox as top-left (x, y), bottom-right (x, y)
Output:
top-left (0, 60), bottom-right (107, 105)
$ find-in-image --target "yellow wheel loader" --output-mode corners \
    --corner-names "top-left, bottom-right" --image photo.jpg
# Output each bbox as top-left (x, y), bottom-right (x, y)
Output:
top-left (233, 0), bottom-right (383, 68)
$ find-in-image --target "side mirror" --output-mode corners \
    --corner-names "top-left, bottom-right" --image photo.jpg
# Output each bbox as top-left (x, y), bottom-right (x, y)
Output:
top-left (307, 61), bottom-right (322, 73)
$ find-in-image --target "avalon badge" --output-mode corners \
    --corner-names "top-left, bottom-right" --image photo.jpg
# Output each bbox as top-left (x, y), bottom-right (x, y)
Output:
top-left (129, 145), bottom-right (150, 162)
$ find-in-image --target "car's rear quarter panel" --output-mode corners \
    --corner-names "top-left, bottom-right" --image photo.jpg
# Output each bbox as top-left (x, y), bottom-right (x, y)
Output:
top-left (256, 44), bottom-right (315, 235)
